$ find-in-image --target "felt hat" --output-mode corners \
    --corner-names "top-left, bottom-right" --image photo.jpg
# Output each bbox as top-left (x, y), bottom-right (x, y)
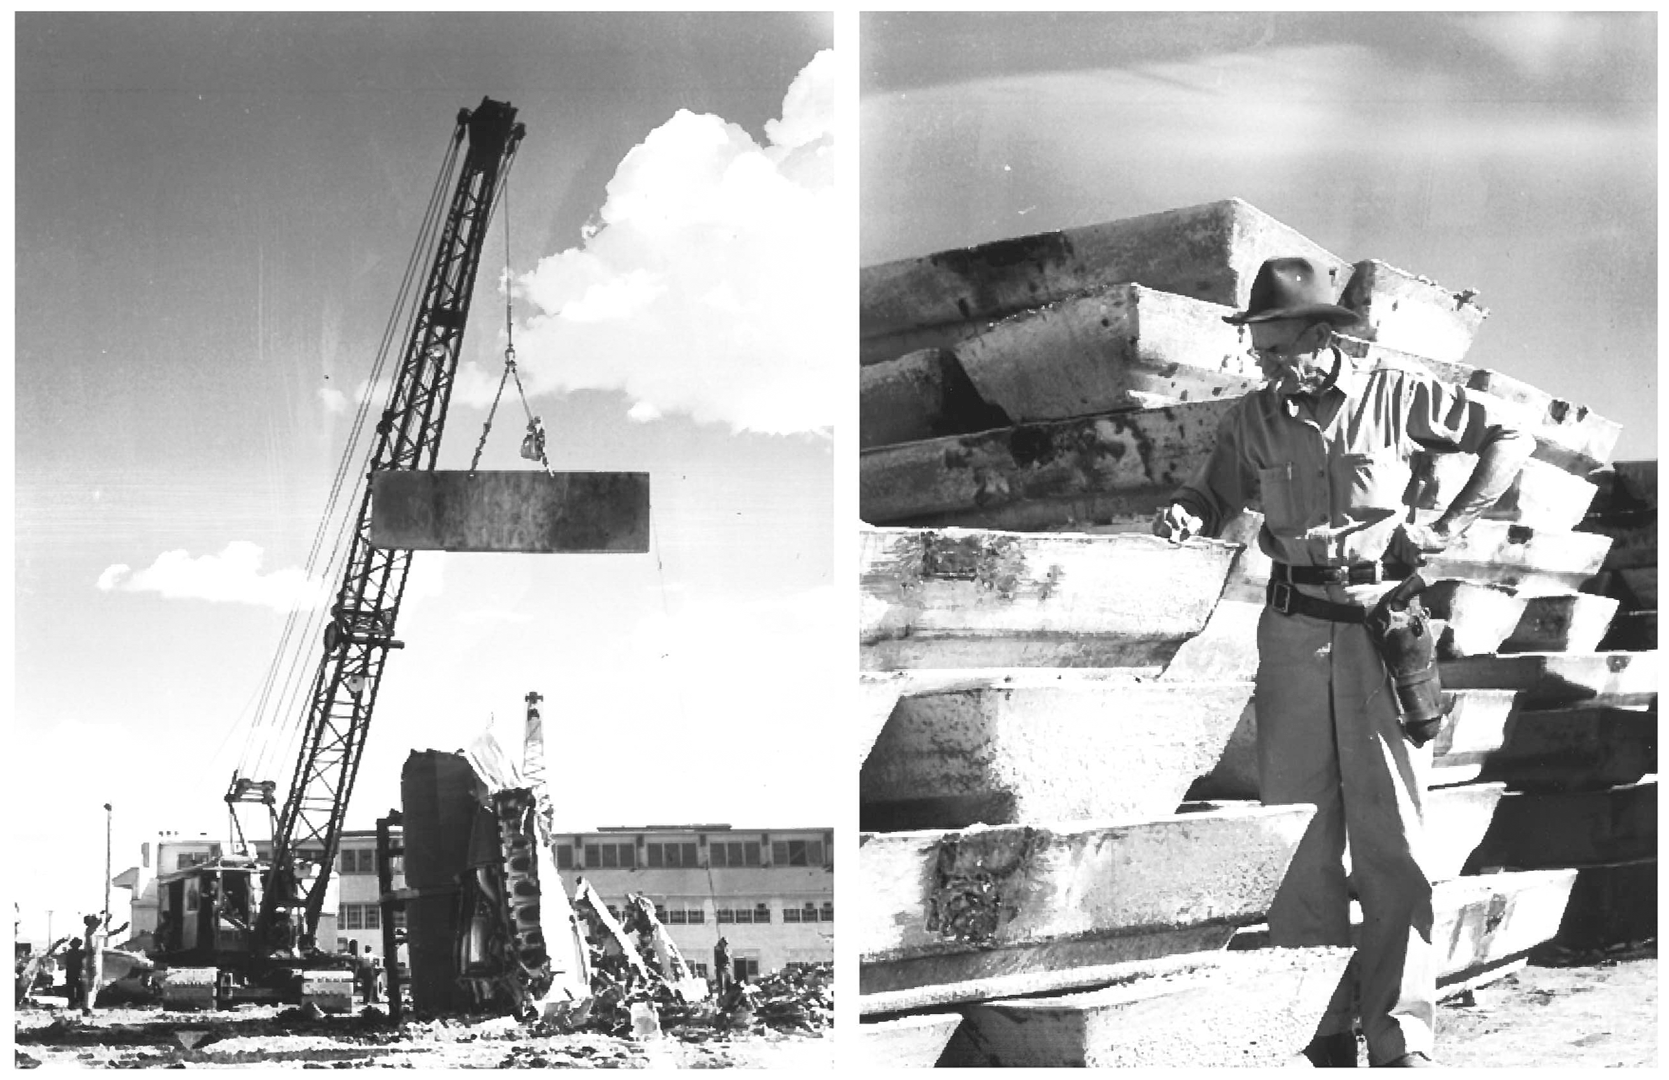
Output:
top-left (1224, 256), bottom-right (1360, 327)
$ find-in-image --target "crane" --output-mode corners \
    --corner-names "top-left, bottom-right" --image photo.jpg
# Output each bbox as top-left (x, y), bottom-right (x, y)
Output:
top-left (157, 97), bottom-right (525, 1011)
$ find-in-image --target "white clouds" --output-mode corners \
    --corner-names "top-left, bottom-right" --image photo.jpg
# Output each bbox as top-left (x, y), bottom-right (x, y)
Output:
top-left (97, 541), bottom-right (331, 612)
top-left (317, 385), bottom-right (349, 415)
top-left (511, 49), bottom-right (840, 436)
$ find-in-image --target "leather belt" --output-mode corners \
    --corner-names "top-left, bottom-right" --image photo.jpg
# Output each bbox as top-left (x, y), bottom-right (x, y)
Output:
top-left (1271, 561), bottom-right (1413, 587)
top-left (1267, 580), bottom-right (1367, 623)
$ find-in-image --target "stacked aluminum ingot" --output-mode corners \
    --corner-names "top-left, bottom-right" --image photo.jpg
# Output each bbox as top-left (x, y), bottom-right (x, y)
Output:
top-left (856, 199), bottom-right (1655, 1067)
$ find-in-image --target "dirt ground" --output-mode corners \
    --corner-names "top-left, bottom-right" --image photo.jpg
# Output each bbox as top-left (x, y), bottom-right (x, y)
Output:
top-left (1432, 943), bottom-right (1657, 1069)
top-left (13, 947), bottom-right (1652, 1068)
top-left (12, 1002), bottom-right (833, 1069)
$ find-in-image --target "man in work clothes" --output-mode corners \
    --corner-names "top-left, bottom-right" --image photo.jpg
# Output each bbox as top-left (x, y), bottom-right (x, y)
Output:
top-left (1154, 257), bottom-right (1532, 1067)
top-left (62, 938), bottom-right (84, 1010)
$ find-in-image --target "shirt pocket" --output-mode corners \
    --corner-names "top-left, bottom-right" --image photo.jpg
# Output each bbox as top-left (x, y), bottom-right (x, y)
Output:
top-left (1345, 450), bottom-right (1412, 513)
top-left (1257, 463), bottom-right (1302, 532)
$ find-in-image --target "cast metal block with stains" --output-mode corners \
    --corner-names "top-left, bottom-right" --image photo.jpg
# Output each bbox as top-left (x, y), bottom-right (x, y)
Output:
top-left (370, 470), bottom-right (650, 553)
top-left (1434, 704), bottom-right (1656, 792)
top-left (1466, 779), bottom-right (1657, 871)
top-left (859, 526), bottom-right (1240, 671)
top-left (952, 284), bottom-right (1261, 421)
top-left (857, 803), bottom-right (1315, 995)
top-left (858, 198), bottom-right (1351, 366)
top-left (855, 1012), bottom-right (966, 1069)
top-left (859, 673), bottom-right (1255, 832)
top-left (1439, 650), bottom-right (1658, 708)
top-left (939, 947), bottom-right (1355, 1068)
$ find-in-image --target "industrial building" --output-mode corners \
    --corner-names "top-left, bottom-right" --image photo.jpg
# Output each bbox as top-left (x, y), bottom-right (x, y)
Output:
top-left (551, 824), bottom-right (834, 978)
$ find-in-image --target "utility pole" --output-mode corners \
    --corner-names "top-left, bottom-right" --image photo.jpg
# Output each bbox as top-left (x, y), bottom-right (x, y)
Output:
top-left (103, 803), bottom-right (113, 927)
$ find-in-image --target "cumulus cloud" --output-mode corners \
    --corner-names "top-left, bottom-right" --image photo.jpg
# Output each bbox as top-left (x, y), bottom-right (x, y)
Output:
top-left (97, 541), bottom-right (332, 612)
top-left (318, 386), bottom-right (349, 415)
top-left (505, 49), bottom-right (840, 435)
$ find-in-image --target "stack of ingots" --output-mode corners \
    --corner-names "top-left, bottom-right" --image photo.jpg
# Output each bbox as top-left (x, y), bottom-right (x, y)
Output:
top-left (853, 199), bottom-right (1654, 1068)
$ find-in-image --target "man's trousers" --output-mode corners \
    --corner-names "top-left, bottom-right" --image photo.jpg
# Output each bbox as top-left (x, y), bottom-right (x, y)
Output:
top-left (1254, 593), bottom-right (1436, 1065)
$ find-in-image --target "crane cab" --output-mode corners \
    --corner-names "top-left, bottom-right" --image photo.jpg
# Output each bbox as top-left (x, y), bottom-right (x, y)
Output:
top-left (155, 857), bottom-right (262, 962)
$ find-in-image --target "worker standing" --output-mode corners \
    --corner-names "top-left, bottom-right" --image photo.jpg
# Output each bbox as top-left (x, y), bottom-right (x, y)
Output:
top-left (713, 936), bottom-right (733, 997)
top-left (62, 938), bottom-right (84, 1010)
top-left (80, 914), bottom-right (103, 1016)
top-left (1154, 257), bottom-right (1532, 1067)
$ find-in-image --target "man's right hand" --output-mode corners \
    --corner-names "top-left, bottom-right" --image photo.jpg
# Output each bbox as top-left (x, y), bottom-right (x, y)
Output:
top-left (1152, 503), bottom-right (1203, 543)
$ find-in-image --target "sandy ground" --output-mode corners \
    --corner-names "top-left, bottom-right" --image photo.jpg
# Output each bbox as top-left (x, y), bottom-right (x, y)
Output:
top-left (12, 1002), bottom-right (834, 1069)
top-left (14, 947), bottom-right (1652, 1068)
top-left (1433, 944), bottom-right (1656, 1069)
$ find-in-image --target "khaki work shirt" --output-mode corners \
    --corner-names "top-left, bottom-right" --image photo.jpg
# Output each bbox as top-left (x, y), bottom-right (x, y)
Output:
top-left (1173, 350), bottom-right (1503, 568)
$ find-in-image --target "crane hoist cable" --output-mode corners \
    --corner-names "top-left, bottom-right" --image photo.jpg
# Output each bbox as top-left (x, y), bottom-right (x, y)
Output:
top-left (235, 125), bottom-right (464, 785)
top-left (467, 160), bottom-right (552, 478)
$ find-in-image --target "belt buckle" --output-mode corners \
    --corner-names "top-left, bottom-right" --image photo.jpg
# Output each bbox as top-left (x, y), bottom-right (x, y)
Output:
top-left (1270, 581), bottom-right (1294, 615)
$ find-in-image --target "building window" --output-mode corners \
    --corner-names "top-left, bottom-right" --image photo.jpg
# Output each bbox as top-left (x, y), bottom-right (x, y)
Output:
top-left (646, 841), bottom-right (700, 868)
top-left (716, 908), bottom-right (734, 924)
top-left (771, 839), bottom-right (825, 867)
top-left (363, 905), bottom-right (380, 930)
top-left (734, 953), bottom-right (761, 980)
top-left (687, 961), bottom-right (709, 979)
top-left (663, 900), bottom-right (703, 925)
top-left (556, 846), bottom-right (574, 870)
top-left (716, 904), bottom-right (765, 925)
top-left (820, 901), bottom-right (834, 922)
top-left (392, 908), bottom-right (407, 929)
top-left (341, 905), bottom-right (363, 930)
top-left (583, 842), bottom-right (635, 869)
top-left (340, 849), bottom-right (377, 874)
top-left (783, 901), bottom-right (818, 924)
top-left (709, 841), bottom-right (761, 868)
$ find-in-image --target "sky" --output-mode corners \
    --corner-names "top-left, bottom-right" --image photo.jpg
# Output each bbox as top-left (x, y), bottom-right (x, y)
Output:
top-left (860, 11), bottom-right (1657, 461)
top-left (12, 12), bottom-right (838, 942)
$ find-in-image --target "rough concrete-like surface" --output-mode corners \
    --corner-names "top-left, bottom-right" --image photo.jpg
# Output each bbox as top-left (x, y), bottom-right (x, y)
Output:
top-left (859, 348), bottom-right (1010, 450)
top-left (1432, 870), bottom-right (1581, 979)
top-left (1465, 779), bottom-right (1657, 872)
top-left (860, 676), bottom-right (1254, 831)
top-left (859, 528), bottom-right (1238, 670)
top-left (940, 946), bottom-right (1353, 1068)
top-left (858, 803), bottom-right (1314, 992)
top-left (370, 470), bottom-right (650, 553)
top-left (1435, 705), bottom-right (1656, 792)
top-left (858, 399), bottom-right (1238, 530)
top-left (1504, 594), bottom-right (1622, 655)
top-left (1440, 651), bottom-right (1658, 708)
top-left (1423, 580), bottom-right (1527, 659)
top-left (1420, 523), bottom-right (1614, 597)
top-left (858, 198), bottom-right (1350, 365)
top-left (1338, 259), bottom-right (1487, 367)
top-left (1422, 782), bottom-right (1509, 883)
top-left (855, 1012), bottom-right (964, 1069)
top-left (954, 284), bottom-right (1258, 422)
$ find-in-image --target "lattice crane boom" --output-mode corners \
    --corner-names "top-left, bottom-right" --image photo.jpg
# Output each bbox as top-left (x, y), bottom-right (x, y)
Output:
top-left (256, 99), bottom-right (525, 950)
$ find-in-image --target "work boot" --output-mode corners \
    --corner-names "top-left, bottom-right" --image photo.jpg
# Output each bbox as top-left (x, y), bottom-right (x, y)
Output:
top-left (1303, 1031), bottom-right (1360, 1067)
top-left (1377, 1052), bottom-right (1435, 1067)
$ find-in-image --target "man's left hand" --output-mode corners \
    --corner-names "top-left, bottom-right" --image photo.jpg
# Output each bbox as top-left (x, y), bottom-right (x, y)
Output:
top-left (1386, 522), bottom-right (1453, 568)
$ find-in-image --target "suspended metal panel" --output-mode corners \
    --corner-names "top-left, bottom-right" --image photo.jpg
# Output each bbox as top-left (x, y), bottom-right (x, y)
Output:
top-left (369, 470), bottom-right (650, 553)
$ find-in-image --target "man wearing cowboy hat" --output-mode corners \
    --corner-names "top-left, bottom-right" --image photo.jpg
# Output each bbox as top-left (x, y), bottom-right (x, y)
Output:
top-left (1154, 256), bottom-right (1532, 1067)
